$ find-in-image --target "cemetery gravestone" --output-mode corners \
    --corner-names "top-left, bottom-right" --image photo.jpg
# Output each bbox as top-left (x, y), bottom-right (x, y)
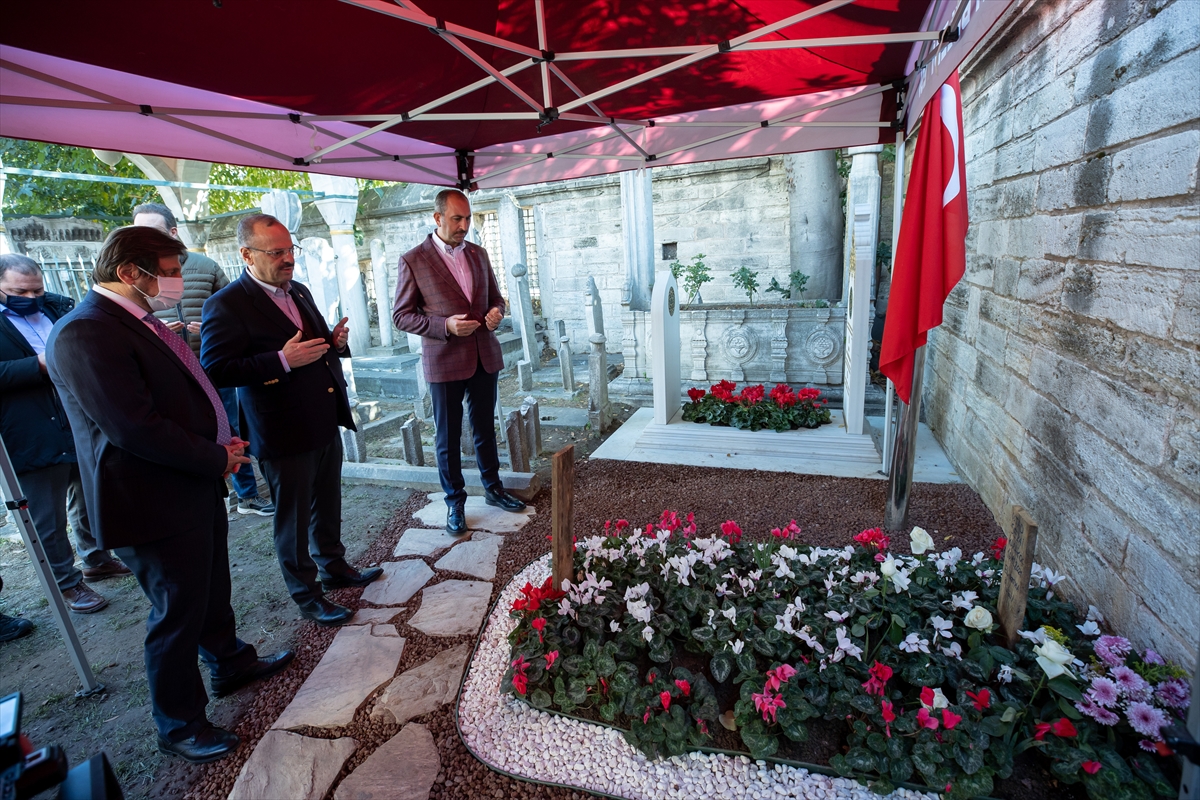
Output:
top-left (585, 275), bottom-right (605, 338)
top-left (505, 410), bottom-right (528, 473)
top-left (520, 396), bottom-right (542, 458)
top-left (588, 334), bottom-right (611, 433)
top-left (401, 417), bottom-right (424, 467)
top-left (651, 269), bottom-right (681, 425)
top-left (558, 336), bottom-right (575, 392)
top-left (510, 263), bottom-right (538, 366)
top-left (998, 506), bottom-right (1039, 649)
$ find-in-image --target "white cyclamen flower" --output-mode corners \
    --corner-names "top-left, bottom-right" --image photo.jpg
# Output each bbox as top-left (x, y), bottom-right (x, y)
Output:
top-left (941, 642), bottom-right (963, 660)
top-left (909, 526), bottom-right (934, 554)
top-left (919, 688), bottom-right (949, 710)
top-left (721, 606), bottom-right (737, 622)
top-left (891, 568), bottom-right (912, 594)
top-left (950, 591), bottom-right (978, 611)
top-left (963, 606), bottom-right (993, 630)
top-left (899, 633), bottom-right (930, 654)
top-left (1018, 627), bottom-right (1048, 644)
top-left (642, 625), bottom-right (655, 642)
top-left (731, 639), bottom-right (745, 654)
top-left (834, 626), bottom-right (864, 661)
top-left (1076, 620), bottom-right (1101, 637)
top-left (824, 609), bottom-right (849, 623)
top-left (998, 664), bottom-right (1014, 683)
top-left (930, 616), bottom-right (953, 639)
top-left (610, 620), bottom-right (622, 633)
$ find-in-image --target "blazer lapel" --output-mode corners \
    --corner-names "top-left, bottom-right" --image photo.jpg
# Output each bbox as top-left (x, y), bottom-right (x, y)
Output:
top-left (0, 314), bottom-right (35, 356)
top-left (289, 283), bottom-right (328, 338)
top-left (420, 236), bottom-right (470, 303)
top-left (240, 273), bottom-right (303, 337)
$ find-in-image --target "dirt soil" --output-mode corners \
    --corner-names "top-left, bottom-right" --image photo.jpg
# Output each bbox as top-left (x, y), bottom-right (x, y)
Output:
top-left (0, 482), bottom-right (408, 800)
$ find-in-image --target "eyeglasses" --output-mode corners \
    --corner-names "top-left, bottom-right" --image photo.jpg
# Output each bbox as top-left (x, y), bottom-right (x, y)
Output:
top-left (244, 245), bottom-right (302, 259)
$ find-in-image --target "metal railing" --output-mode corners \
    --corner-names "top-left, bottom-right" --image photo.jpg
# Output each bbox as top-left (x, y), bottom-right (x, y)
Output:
top-left (37, 255), bottom-right (96, 304)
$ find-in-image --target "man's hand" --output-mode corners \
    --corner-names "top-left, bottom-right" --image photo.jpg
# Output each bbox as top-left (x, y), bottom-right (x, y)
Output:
top-left (282, 329), bottom-right (330, 368)
top-left (223, 438), bottom-right (251, 477)
top-left (37, 352), bottom-right (48, 374)
top-left (485, 307), bottom-right (503, 331)
top-left (187, 321), bottom-right (202, 335)
top-left (331, 317), bottom-right (350, 350)
top-left (447, 313), bottom-right (481, 337)
top-left (165, 320), bottom-right (186, 333)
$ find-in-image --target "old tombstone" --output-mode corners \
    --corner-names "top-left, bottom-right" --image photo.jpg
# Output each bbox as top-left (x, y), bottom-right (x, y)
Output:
top-left (517, 359), bottom-right (533, 392)
top-left (505, 410), bottom-right (528, 473)
top-left (651, 269), bottom-right (681, 425)
top-left (510, 263), bottom-right (539, 367)
top-left (519, 396), bottom-right (542, 458)
top-left (588, 334), bottom-right (611, 433)
top-left (552, 445), bottom-right (575, 591)
top-left (998, 506), bottom-right (1039, 649)
top-left (585, 275), bottom-right (605, 338)
top-left (369, 239), bottom-right (393, 348)
top-left (460, 399), bottom-right (475, 457)
top-left (554, 319), bottom-right (566, 340)
top-left (558, 336), bottom-right (575, 392)
top-left (406, 332), bottom-right (435, 425)
top-left (401, 417), bottom-right (424, 467)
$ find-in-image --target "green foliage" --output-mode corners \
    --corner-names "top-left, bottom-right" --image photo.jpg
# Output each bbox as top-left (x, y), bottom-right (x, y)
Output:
top-left (764, 270), bottom-right (809, 301)
top-left (730, 266), bottom-right (760, 306)
top-left (206, 165), bottom-right (311, 215)
top-left (668, 253), bottom-right (712, 305)
top-left (0, 138), bottom-right (156, 223)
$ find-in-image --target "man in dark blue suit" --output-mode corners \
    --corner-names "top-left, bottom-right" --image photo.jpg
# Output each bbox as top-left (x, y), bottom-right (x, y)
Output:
top-left (201, 214), bottom-right (381, 628)
top-left (47, 226), bottom-right (293, 764)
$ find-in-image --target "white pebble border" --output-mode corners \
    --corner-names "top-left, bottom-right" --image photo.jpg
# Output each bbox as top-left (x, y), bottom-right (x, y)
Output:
top-left (458, 554), bottom-right (937, 800)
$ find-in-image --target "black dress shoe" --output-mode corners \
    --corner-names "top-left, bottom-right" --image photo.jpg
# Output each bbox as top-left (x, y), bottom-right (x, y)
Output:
top-left (211, 650), bottom-right (295, 698)
top-left (447, 503), bottom-right (468, 535)
top-left (319, 566), bottom-right (384, 590)
top-left (157, 724), bottom-right (239, 764)
top-left (297, 597), bottom-right (353, 627)
top-left (484, 488), bottom-right (527, 511)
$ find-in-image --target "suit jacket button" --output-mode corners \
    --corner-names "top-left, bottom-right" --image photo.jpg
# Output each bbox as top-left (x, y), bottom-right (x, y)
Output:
top-left (327, 387), bottom-right (334, 393)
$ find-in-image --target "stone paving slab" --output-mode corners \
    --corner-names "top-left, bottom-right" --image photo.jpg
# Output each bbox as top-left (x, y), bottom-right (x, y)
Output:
top-left (359, 559), bottom-right (434, 606)
top-left (347, 607), bottom-right (402, 626)
top-left (414, 492), bottom-right (535, 534)
top-left (229, 730), bottom-right (356, 800)
top-left (407, 580), bottom-right (492, 637)
top-left (334, 723), bottom-right (439, 800)
top-left (433, 535), bottom-right (501, 580)
top-left (371, 644), bottom-right (471, 725)
top-left (273, 624), bottom-right (405, 731)
top-left (392, 527), bottom-right (473, 558)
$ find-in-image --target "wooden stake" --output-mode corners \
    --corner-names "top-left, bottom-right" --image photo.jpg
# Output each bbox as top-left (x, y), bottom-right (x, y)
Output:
top-left (998, 506), bottom-right (1039, 649)
top-left (552, 445), bottom-right (575, 591)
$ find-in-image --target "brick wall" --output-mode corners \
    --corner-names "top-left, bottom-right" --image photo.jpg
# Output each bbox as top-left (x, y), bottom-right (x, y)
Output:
top-left (924, 0), bottom-right (1199, 667)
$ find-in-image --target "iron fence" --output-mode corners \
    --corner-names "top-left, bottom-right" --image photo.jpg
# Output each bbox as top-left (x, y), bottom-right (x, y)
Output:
top-left (37, 255), bottom-right (96, 304)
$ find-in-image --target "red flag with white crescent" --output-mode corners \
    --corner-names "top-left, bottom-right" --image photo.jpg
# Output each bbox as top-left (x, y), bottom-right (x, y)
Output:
top-left (880, 70), bottom-right (969, 404)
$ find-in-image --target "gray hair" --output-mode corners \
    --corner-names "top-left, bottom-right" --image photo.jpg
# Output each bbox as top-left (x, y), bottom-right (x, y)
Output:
top-left (0, 253), bottom-right (42, 282)
top-left (132, 202), bottom-right (178, 230)
top-left (237, 213), bottom-right (282, 247)
top-left (434, 189), bottom-right (468, 215)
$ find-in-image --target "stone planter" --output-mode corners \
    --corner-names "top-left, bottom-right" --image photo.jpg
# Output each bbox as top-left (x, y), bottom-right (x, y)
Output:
top-left (616, 303), bottom-right (847, 387)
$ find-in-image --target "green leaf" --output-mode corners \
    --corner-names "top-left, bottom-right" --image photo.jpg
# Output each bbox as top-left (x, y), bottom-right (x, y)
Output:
top-left (594, 651), bottom-right (617, 677)
top-left (851, 623), bottom-right (866, 638)
top-left (1058, 696), bottom-right (1083, 720)
top-left (735, 651), bottom-right (758, 675)
top-left (530, 688), bottom-right (552, 708)
top-left (866, 732), bottom-right (888, 753)
top-left (691, 625), bottom-right (715, 643)
top-left (829, 754), bottom-right (853, 777)
top-left (598, 701), bottom-right (617, 721)
top-left (845, 747), bottom-right (878, 773)
top-left (955, 743), bottom-right (985, 774)
top-left (888, 756), bottom-right (914, 784)
top-left (710, 652), bottom-right (734, 683)
top-left (1048, 675), bottom-right (1084, 701)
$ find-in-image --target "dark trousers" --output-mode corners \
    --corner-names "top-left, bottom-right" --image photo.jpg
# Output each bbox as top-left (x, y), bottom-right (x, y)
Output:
top-left (430, 360), bottom-right (502, 507)
top-left (259, 436), bottom-right (349, 604)
top-left (16, 465), bottom-right (113, 592)
top-left (114, 491), bottom-right (256, 743)
top-left (219, 387), bottom-right (259, 499)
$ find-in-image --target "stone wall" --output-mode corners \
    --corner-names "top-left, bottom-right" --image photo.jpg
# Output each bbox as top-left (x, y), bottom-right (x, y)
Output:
top-left (924, 0), bottom-right (1199, 667)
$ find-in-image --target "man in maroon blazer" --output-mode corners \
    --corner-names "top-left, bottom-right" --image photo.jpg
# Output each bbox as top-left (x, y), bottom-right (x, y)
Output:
top-left (393, 189), bottom-right (526, 534)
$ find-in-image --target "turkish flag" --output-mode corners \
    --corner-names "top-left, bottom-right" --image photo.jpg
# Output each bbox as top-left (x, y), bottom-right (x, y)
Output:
top-left (879, 70), bottom-right (969, 404)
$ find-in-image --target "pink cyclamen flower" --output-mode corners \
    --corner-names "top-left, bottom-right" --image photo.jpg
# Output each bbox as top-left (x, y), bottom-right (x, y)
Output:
top-left (643, 708), bottom-right (652, 724)
top-left (1088, 677), bottom-right (1119, 707)
top-left (1155, 678), bottom-right (1190, 709)
top-left (675, 679), bottom-right (691, 697)
top-left (1082, 761), bottom-right (1102, 775)
top-left (720, 520), bottom-right (743, 543)
top-left (752, 690), bottom-right (787, 723)
top-left (660, 690), bottom-right (672, 711)
top-left (544, 650), bottom-right (559, 669)
top-left (941, 709), bottom-right (962, 730)
top-left (916, 708), bottom-right (939, 730)
top-left (1126, 702), bottom-right (1167, 739)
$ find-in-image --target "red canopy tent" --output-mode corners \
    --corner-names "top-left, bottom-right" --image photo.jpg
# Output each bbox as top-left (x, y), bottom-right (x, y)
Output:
top-left (0, 0), bottom-right (1009, 189)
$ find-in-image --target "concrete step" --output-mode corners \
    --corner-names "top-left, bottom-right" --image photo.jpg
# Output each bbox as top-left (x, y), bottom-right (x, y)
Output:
top-left (366, 344), bottom-right (410, 357)
top-left (353, 354), bottom-right (421, 399)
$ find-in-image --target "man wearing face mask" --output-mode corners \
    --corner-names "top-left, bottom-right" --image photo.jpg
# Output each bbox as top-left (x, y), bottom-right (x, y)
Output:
top-left (47, 226), bottom-right (293, 763)
top-left (0, 254), bottom-right (127, 615)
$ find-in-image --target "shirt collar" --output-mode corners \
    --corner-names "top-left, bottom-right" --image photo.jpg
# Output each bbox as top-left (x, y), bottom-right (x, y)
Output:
top-left (247, 269), bottom-right (290, 297)
top-left (434, 233), bottom-right (466, 256)
top-left (94, 285), bottom-right (153, 320)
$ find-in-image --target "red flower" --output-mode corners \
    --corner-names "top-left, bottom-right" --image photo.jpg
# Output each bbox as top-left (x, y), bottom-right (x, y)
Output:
top-left (675, 679), bottom-right (691, 697)
top-left (512, 672), bottom-right (528, 694)
top-left (1034, 722), bottom-right (1052, 741)
top-left (769, 383), bottom-right (797, 408)
top-left (771, 520), bottom-right (801, 539)
top-left (711, 380), bottom-right (737, 402)
top-left (862, 661), bottom-right (893, 696)
top-left (990, 537), bottom-right (1008, 561)
top-left (531, 616), bottom-right (546, 642)
top-left (916, 708), bottom-right (939, 730)
top-left (942, 709), bottom-right (963, 730)
top-left (1082, 761), bottom-right (1102, 775)
top-left (797, 387), bottom-right (821, 402)
top-left (738, 384), bottom-right (765, 405)
top-left (881, 699), bottom-right (896, 738)
top-left (920, 686), bottom-right (935, 708)
top-left (854, 527), bottom-right (891, 551)
top-left (643, 708), bottom-right (652, 724)
top-left (1051, 718), bottom-right (1077, 738)
top-left (658, 509), bottom-right (681, 532)
top-left (965, 689), bottom-right (990, 711)
top-left (615, 519), bottom-right (630, 533)
top-left (687, 387), bottom-right (706, 403)
top-left (544, 650), bottom-right (558, 669)
top-left (660, 690), bottom-right (672, 711)
top-left (698, 719), bottom-right (709, 735)
top-left (720, 520), bottom-right (743, 544)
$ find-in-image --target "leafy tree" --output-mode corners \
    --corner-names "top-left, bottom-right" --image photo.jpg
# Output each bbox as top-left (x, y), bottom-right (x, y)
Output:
top-left (0, 138), bottom-right (157, 222)
top-left (206, 164), bottom-right (311, 215)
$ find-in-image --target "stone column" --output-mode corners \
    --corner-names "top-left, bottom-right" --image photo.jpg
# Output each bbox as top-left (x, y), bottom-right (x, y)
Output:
top-left (785, 151), bottom-right (843, 300)
top-left (260, 190), bottom-right (303, 243)
top-left (842, 203), bottom-right (875, 436)
top-left (651, 270), bottom-right (681, 425)
top-left (309, 174), bottom-right (371, 355)
top-left (588, 334), bottom-right (611, 433)
top-left (369, 239), bottom-right (394, 349)
top-left (841, 146), bottom-right (883, 305)
top-left (497, 196), bottom-right (525, 296)
top-left (299, 238), bottom-right (340, 325)
top-left (510, 263), bottom-right (539, 366)
top-left (620, 168), bottom-right (655, 312)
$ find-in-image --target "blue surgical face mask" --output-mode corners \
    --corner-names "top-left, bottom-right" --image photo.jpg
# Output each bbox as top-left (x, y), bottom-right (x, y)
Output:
top-left (2, 293), bottom-right (46, 317)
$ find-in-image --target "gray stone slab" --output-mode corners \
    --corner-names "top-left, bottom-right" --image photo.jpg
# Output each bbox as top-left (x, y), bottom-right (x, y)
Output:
top-left (229, 730), bottom-right (356, 800)
top-left (537, 406), bottom-right (589, 429)
top-left (335, 724), bottom-right (439, 800)
top-left (273, 624), bottom-right (405, 731)
top-left (370, 644), bottom-right (470, 724)
top-left (407, 580), bottom-right (492, 637)
top-left (433, 536), bottom-right (501, 580)
top-left (347, 607), bottom-right (402, 626)
top-left (359, 559), bottom-right (434, 606)
top-left (414, 492), bottom-right (535, 534)
top-left (392, 528), bottom-right (472, 558)
top-left (341, 461), bottom-right (541, 501)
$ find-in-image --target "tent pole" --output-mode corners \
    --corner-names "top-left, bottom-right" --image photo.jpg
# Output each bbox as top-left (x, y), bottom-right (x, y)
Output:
top-left (881, 128), bottom-right (906, 472)
top-left (884, 345), bottom-right (925, 529)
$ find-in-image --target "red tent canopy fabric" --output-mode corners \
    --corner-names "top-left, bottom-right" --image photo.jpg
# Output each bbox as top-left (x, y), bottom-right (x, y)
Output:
top-left (0, 0), bottom-right (1010, 189)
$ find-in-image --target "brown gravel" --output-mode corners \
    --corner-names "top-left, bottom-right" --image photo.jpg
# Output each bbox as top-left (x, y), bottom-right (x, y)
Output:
top-left (181, 460), bottom-right (1006, 800)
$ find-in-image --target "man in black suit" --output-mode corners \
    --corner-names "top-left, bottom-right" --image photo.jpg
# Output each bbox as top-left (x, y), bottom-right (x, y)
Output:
top-left (201, 214), bottom-right (381, 628)
top-left (47, 226), bottom-right (293, 763)
top-left (0, 254), bottom-right (126, 615)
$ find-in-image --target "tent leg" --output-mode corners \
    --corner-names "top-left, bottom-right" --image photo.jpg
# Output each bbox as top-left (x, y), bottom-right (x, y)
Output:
top-left (881, 379), bottom-right (895, 473)
top-left (0, 435), bottom-right (103, 697)
top-left (884, 345), bottom-right (925, 530)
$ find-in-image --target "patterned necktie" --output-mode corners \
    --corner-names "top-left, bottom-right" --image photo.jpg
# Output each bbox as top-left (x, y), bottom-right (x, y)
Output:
top-left (142, 313), bottom-right (231, 445)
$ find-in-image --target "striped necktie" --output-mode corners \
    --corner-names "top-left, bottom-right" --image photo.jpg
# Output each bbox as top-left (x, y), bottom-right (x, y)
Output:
top-left (142, 313), bottom-right (231, 445)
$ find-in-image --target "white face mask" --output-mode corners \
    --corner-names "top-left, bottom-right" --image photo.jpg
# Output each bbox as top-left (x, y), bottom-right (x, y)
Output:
top-left (135, 268), bottom-right (185, 312)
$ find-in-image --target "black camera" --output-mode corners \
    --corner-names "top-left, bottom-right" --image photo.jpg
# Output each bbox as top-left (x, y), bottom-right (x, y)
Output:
top-left (0, 693), bottom-right (123, 800)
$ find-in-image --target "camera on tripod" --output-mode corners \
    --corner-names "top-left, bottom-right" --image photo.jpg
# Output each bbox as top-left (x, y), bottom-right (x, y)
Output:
top-left (0, 692), bottom-right (123, 800)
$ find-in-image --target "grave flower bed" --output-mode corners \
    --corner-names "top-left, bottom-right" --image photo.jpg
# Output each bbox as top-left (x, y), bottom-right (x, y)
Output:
top-left (502, 514), bottom-right (1189, 799)
top-left (682, 380), bottom-right (833, 432)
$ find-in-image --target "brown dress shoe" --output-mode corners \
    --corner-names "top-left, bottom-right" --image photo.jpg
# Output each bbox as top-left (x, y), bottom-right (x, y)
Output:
top-left (61, 583), bottom-right (109, 614)
top-left (82, 559), bottom-right (133, 580)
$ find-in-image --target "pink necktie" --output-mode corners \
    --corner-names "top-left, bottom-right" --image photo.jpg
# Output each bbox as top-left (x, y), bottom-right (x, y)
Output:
top-left (142, 313), bottom-right (231, 445)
